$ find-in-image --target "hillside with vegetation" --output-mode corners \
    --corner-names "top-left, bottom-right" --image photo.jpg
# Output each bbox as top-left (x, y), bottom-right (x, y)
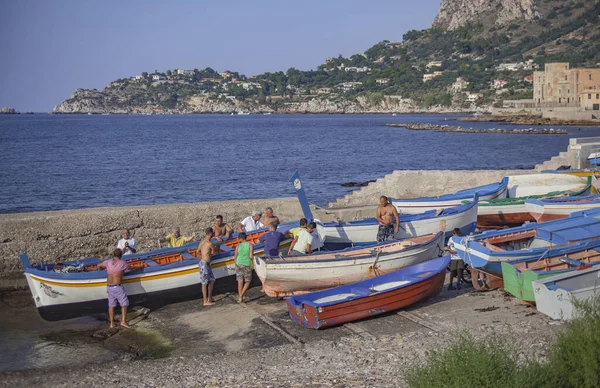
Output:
top-left (54, 0), bottom-right (600, 114)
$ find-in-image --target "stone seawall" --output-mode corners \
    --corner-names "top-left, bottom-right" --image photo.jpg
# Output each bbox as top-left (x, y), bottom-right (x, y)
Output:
top-left (0, 198), bottom-right (303, 291)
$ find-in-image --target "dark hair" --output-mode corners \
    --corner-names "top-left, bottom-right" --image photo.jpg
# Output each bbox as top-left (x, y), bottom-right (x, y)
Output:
top-left (114, 248), bottom-right (123, 258)
top-left (205, 227), bottom-right (214, 236)
top-left (380, 195), bottom-right (388, 201)
top-left (239, 232), bottom-right (247, 240)
top-left (269, 222), bottom-right (278, 229)
top-left (299, 218), bottom-right (308, 227)
top-left (215, 215), bottom-right (223, 220)
top-left (453, 228), bottom-right (461, 235)
top-left (308, 222), bottom-right (317, 229)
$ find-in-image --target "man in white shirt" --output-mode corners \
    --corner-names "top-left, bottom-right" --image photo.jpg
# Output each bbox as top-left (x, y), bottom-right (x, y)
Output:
top-left (292, 223), bottom-right (315, 255)
top-left (237, 210), bottom-right (265, 233)
top-left (116, 229), bottom-right (137, 256)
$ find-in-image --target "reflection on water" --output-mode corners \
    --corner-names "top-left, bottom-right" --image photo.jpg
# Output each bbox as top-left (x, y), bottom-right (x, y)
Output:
top-left (0, 292), bottom-right (121, 372)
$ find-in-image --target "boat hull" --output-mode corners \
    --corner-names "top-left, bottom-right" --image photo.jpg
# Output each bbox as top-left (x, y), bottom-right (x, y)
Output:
top-left (533, 266), bottom-right (600, 320)
top-left (476, 202), bottom-right (533, 229)
top-left (255, 233), bottom-right (444, 297)
top-left (526, 196), bottom-right (600, 223)
top-left (285, 256), bottom-right (449, 329)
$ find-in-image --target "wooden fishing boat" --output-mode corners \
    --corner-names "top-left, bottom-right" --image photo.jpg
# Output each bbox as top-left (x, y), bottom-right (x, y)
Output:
top-left (473, 179), bottom-right (592, 229)
top-left (541, 168), bottom-right (600, 178)
top-left (390, 178), bottom-right (507, 214)
top-left (505, 174), bottom-right (590, 198)
top-left (20, 229), bottom-right (292, 321)
top-left (449, 208), bottom-right (600, 290)
top-left (534, 265), bottom-right (600, 320)
top-left (254, 232), bottom-right (445, 297)
top-left (501, 242), bottom-right (600, 303)
top-left (285, 255), bottom-right (449, 329)
top-left (317, 197), bottom-right (478, 248)
top-left (526, 194), bottom-right (600, 223)
top-left (288, 171), bottom-right (477, 246)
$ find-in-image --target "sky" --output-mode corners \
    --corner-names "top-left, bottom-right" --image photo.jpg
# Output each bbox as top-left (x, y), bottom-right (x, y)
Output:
top-left (0, 0), bottom-right (442, 112)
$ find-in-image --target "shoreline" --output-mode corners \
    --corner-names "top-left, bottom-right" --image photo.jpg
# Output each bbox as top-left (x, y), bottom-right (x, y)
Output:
top-left (459, 115), bottom-right (600, 127)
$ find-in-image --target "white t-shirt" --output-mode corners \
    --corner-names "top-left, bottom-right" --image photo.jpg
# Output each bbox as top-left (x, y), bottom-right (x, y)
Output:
top-left (293, 229), bottom-right (314, 254)
top-left (310, 230), bottom-right (324, 250)
top-left (448, 240), bottom-right (460, 261)
top-left (240, 216), bottom-right (265, 232)
top-left (117, 237), bottom-right (137, 255)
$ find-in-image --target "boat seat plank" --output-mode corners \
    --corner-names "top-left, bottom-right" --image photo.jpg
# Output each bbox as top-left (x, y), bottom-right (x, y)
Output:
top-left (181, 252), bottom-right (197, 260)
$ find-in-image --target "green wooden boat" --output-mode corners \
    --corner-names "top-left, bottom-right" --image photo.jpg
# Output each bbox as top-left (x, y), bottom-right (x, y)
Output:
top-left (501, 246), bottom-right (600, 303)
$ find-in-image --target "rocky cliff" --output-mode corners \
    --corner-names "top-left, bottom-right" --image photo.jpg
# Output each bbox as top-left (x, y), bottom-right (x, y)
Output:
top-left (433, 0), bottom-right (537, 30)
top-left (53, 88), bottom-right (474, 114)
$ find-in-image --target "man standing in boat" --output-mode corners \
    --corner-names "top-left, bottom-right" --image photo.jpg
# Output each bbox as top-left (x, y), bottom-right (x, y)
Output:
top-left (213, 215), bottom-right (233, 240)
top-left (376, 195), bottom-right (400, 242)
top-left (237, 210), bottom-right (264, 233)
top-left (198, 227), bottom-right (217, 307)
top-left (161, 227), bottom-right (196, 248)
top-left (97, 248), bottom-right (132, 329)
top-left (116, 229), bottom-right (137, 256)
top-left (262, 207), bottom-right (280, 227)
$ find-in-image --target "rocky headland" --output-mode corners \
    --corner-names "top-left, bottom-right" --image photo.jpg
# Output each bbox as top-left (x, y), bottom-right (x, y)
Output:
top-left (0, 107), bottom-right (19, 114)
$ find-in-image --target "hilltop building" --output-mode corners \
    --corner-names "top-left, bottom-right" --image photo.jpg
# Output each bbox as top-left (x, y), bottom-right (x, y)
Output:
top-left (497, 63), bottom-right (600, 121)
top-left (533, 63), bottom-right (600, 109)
top-left (451, 77), bottom-right (468, 92)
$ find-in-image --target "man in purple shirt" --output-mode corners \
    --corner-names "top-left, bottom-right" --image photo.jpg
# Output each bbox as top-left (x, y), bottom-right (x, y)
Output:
top-left (259, 222), bottom-right (291, 256)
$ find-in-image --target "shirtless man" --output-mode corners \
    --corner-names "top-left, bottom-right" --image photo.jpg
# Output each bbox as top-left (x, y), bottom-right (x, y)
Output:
top-left (97, 248), bottom-right (132, 328)
top-left (263, 207), bottom-right (280, 227)
top-left (376, 195), bottom-right (400, 242)
top-left (198, 227), bottom-right (217, 306)
top-left (213, 215), bottom-right (233, 240)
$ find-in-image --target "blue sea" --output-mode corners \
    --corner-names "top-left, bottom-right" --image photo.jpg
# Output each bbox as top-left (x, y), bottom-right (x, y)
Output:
top-left (1, 113), bottom-right (600, 214)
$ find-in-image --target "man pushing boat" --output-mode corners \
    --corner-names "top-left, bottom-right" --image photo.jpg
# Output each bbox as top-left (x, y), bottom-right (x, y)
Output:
top-left (376, 195), bottom-right (400, 242)
top-left (97, 248), bottom-right (132, 329)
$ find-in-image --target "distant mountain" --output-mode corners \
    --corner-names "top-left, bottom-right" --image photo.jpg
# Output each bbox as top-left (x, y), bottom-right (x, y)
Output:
top-left (54, 0), bottom-right (600, 114)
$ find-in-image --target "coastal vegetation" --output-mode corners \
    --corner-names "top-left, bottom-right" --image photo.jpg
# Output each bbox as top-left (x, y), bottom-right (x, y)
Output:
top-left (406, 295), bottom-right (600, 388)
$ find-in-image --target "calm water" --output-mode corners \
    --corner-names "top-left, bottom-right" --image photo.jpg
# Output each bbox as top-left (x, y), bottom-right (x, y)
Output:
top-left (1, 113), bottom-right (600, 213)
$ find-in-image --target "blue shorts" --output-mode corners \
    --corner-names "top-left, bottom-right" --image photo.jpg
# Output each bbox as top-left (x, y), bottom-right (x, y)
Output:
top-left (199, 261), bottom-right (215, 285)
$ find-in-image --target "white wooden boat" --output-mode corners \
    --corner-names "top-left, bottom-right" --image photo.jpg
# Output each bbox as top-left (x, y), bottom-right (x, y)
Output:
top-left (254, 232), bottom-right (444, 297)
top-left (20, 231), bottom-right (292, 321)
top-left (506, 174), bottom-right (590, 198)
top-left (533, 265), bottom-right (600, 320)
top-left (475, 178), bottom-right (591, 229)
top-left (317, 196), bottom-right (478, 245)
top-left (390, 178), bottom-right (507, 214)
top-left (526, 194), bottom-right (600, 223)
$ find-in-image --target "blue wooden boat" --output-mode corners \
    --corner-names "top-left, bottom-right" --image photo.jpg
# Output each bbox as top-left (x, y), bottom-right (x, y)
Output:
top-left (285, 255), bottom-right (450, 329)
top-left (20, 224), bottom-right (295, 321)
top-left (449, 208), bottom-right (600, 290)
